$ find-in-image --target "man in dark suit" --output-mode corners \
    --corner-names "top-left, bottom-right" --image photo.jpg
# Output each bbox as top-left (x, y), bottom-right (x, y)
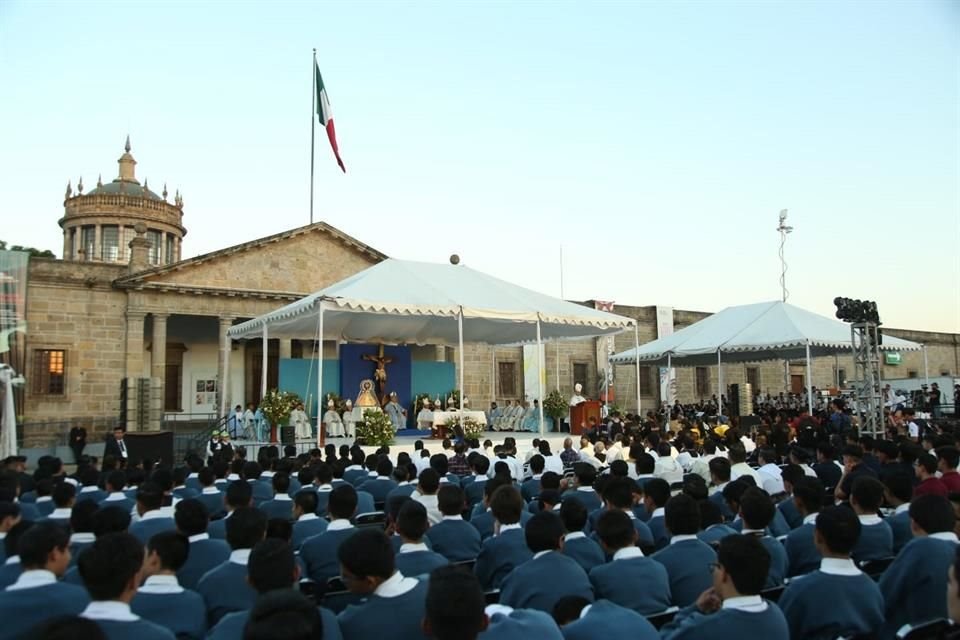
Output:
top-left (69, 426), bottom-right (87, 464)
top-left (104, 426), bottom-right (129, 462)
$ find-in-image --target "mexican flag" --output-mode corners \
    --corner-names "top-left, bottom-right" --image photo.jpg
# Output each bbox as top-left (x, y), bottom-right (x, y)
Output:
top-left (315, 64), bottom-right (346, 173)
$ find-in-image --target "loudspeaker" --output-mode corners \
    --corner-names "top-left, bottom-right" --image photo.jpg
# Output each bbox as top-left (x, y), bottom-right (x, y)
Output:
top-left (729, 384), bottom-right (741, 417)
top-left (280, 426), bottom-right (296, 446)
top-left (125, 431), bottom-right (174, 466)
top-left (739, 383), bottom-right (753, 417)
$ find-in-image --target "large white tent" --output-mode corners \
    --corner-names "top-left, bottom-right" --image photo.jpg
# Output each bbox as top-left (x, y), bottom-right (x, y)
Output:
top-left (609, 300), bottom-right (924, 413)
top-left (226, 259), bottom-right (638, 433)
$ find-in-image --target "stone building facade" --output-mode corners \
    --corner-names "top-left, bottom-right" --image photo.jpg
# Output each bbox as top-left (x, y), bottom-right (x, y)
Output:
top-left (16, 142), bottom-right (960, 447)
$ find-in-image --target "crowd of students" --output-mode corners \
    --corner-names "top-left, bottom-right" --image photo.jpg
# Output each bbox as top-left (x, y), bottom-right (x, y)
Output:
top-left (0, 414), bottom-right (958, 640)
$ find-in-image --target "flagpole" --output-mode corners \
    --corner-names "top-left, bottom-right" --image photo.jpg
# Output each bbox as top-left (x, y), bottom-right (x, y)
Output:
top-left (309, 48), bottom-right (316, 225)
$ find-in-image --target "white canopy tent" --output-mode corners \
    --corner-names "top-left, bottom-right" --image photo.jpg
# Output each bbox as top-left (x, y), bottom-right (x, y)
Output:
top-left (226, 259), bottom-right (638, 434)
top-left (609, 300), bottom-right (924, 413)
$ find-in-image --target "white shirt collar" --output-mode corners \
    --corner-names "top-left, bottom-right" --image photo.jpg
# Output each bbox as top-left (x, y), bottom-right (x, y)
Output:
top-left (802, 512), bottom-right (818, 525)
top-left (497, 523), bottom-right (522, 535)
top-left (819, 557), bottom-right (861, 576)
top-left (5, 556), bottom-right (19, 565)
top-left (6, 569), bottom-right (57, 591)
top-left (442, 515), bottom-right (463, 521)
top-left (201, 487), bottom-right (220, 495)
top-left (226, 474), bottom-right (240, 482)
top-left (651, 507), bottom-right (665, 518)
top-left (670, 534), bottom-right (699, 544)
top-left (70, 532), bottom-right (96, 544)
top-left (327, 519), bottom-right (354, 531)
top-left (858, 514), bottom-right (882, 525)
top-left (722, 595), bottom-right (768, 611)
top-left (188, 533), bottom-right (209, 543)
top-left (894, 503), bottom-right (911, 514)
top-left (103, 492), bottom-right (128, 502)
top-left (138, 574), bottom-right (184, 594)
top-left (229, 549), bottom-right (252, 565)
top-left (576, 487), bottom-right (595, 493)
top-left (80, 486), bottom-right (101, 493)
top-left (272, 494), bottom-right (292, 501)
top-left (930, 532), bottom-right (960, 543)
top-left (82, 601), bottom-right (140, 622)
top-left (613, 547), bottom-right (645, 560)
top-left (297, 513), bottom-right (319, 522)
top-left (140, 509), bottom-right (168, 521)
top-left (740, 528), bottom-right (765, 536)
top-left (564, 532), bottom-right (586, 541)
top-left (35, 496), bottom-right (52, 503)
top-left (373, 571), bottom-right (418, 598)
top-left (399, 542), bottom-right (429, 553)
top-left (49, 508), bottom-right (72, 519)
top-left (533, 550), bottom-right (553, 560)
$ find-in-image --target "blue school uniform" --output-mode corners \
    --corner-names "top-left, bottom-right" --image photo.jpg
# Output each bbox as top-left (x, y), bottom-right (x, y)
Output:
top-left (588, 548), bottom-right (671, 615)
top-left (561, 599), bottom-right (660, 640)
top-left (130, 576), bottom-right (206, 640)
top-left (176, 536), bottom-right (231, 591)
top-left (561, 489), bottom-right (603, 513)
top-left (785, 518), bottom-right (821, 577)
top-left (337, 575), bottom-right (428, 640)
top-left (561, 533), bottom-right (605, 573)
top-left (651, 537), bottom-right (717, 607)
top-left (394, 544), bottom-right (449, 578)
top-left (87, 616), bottom-right (175, 640)
top-left (128, 513), bottom-right (176, 544)
top-left (777, 559), bottom-right (884, 640)
top-left (0, 571), bottom-right (90, 639)
top-left (425, 517), bottom-right (481, 562)
top-left (356, 477), bottom-right (398, 504)
top-left (647, 514), bottom-right (669, 550)
top-left (481, 608), bottom-right (564, 640)
top-left (886, 507), bottom-right (913, 553)
top-left (698, 523), bottom-right (738, 546)
top-left (660, 597), bottom-right (789, 640)
top-left (209, 605), bottom-right (342, 640)
top-left (474, 527), bottom-right (533, 590)
top-left (291, 515), bottom-right (328, 551)
top-left (499, 551), bottom-right (593, 614)
top-left (851, 518), bottom-right (893, 563)
top-left (777, 496), bottom-right (803, 530)
top-left (258, 496), bottom-right (294, 520)
top-left (300, 523), bottom-right (358, 584)
top-left (879, 533), bottom-right (960, 638)
top-left (195, 553), bottom-right (258, 625)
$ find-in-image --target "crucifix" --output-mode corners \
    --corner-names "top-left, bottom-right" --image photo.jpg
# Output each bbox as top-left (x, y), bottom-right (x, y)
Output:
top-left (362, 344), bottom-right (393, 404)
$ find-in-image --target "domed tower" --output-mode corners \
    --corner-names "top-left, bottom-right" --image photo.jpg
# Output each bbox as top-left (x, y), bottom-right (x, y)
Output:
top-left (59, 137), bottom-right (187, 266)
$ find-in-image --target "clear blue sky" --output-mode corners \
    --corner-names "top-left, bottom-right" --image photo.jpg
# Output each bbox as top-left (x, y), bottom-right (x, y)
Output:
top-left (1, 1), bottom-right (957, 332)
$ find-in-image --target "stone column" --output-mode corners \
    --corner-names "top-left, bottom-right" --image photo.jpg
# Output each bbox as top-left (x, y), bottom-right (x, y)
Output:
top-left (93, 224), bottom-right (102, 262)
top-left (124, 310), bottom-right (147, 431)
top-left (150, 313), bottom-right (168, 431)
top-left (160, 231), bottom-right (168, 264)
top-left (62, 231), bottom-right (70, 260)
top-left (279, 339), bottom-right (292, 360)
top-left (435, 345), bottom-right (446, 362)
top-left (217, 317), bottom-right (235, 418)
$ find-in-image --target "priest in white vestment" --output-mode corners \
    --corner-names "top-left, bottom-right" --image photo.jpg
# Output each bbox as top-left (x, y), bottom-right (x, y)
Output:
top-left (323, 400), bottom-right (344, 437)
top-left (416, 398), bottom-right (434, 431)
top-left (290, 402), bottom-right (311, 439)
top-left (342, 399), bottom-right (357, 438)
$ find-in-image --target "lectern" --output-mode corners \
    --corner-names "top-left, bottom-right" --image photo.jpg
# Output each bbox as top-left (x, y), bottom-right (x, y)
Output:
top-left (570, 400), bottom-right (601, 436)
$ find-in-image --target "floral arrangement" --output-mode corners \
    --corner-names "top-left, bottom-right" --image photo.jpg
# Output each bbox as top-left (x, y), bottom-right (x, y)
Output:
top-left (543, 389), bottom-right (568, 419)
top-left (259, 389), bottom-right (302, 428)
top-left (447, 415), bottom-right (485, 439)
top-left (356, 409), bottom-right (395, 447)
top-left (607, 403), bottom-right (622, 416)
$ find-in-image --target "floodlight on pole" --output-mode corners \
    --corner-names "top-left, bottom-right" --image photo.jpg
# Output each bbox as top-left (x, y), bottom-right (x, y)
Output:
top-left (776, 209), bottom-right (793, 302)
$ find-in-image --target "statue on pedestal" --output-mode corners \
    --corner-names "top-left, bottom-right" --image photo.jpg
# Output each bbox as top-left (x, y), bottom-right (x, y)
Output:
top-left (356, 379), bottom-right (379, 408)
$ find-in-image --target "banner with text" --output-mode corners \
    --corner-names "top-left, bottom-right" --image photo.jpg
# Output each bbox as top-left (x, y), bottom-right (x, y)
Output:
top-left (594, 301), bottom-right (616, 401)
top-left (656, 306), bottom-right (676, 406)
top-left (522, 344), bottom-right (545, 403)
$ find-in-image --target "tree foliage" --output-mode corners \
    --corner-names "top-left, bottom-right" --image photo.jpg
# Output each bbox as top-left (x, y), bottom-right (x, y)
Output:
top-left (0, 240), bottom-right (55, 258)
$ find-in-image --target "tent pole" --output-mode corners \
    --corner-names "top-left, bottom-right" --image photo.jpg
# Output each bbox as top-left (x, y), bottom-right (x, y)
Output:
top-left (491, 347), bottom-right (496, 410)
top-left (317, 301), bottom-right (325, 449)
top-left (717, 350), bottom-right (723, 416)
top-left (834, 354), bottom-right (839, 388)
top-left (805, 341), bottom-right (813, 414)
top-left (666, 353), bottom-right (672, 406)
top-left (261, 325), bottom-right (268, 401)
top-left (536, 316), bottom-right (545, 435)
top-left (458, 308), bottom-right (465, 412)
top-left (922, 345), bottom-right (929, 388)
top-left (634, 323), bottom-right (641, 415)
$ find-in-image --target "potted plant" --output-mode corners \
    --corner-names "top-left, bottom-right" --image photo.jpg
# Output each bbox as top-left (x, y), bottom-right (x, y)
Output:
top-left (356, 409), bottom-right (395, 447)
top-left (259, 389), bottom-right (301, 443)
top-left (543, 390), bottom-right (568, 432)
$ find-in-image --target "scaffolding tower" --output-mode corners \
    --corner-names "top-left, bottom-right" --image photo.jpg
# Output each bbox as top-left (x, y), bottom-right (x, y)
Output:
top-left (851, 322), bottom-right (884, 438)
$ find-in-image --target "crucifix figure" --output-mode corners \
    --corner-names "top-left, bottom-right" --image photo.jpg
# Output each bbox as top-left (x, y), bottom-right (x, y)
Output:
top-left (362, 344), bottom-right (393, 404)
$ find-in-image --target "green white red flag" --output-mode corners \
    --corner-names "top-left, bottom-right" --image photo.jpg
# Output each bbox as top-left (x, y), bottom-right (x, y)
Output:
top-left (315, 64), bottom-right (346, 173)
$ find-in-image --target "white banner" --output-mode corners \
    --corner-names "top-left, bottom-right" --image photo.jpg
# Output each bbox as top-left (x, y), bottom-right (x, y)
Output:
top-left (522, 344), bottom-right (545, 402)
top-left (656, 306), bottom-right (676, 405)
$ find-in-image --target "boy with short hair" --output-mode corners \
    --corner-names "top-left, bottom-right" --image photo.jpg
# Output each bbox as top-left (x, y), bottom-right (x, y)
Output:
top-left (131, 531), bottom-right (206, 639)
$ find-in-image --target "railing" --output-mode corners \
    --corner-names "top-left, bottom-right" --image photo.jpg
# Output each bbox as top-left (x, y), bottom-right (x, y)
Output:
top-left (172, 413), bottom-right (230, 461)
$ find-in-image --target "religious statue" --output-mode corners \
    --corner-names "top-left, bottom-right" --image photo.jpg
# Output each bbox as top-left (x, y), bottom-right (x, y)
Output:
top-left (356, 379), bottom-right (379, 408)
top-left (362, 344), bottom-right (393, 404)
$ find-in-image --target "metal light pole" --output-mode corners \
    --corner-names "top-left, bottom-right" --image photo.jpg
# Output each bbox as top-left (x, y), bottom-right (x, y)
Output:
top-left (777, 209), bottom-right (794, 392)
